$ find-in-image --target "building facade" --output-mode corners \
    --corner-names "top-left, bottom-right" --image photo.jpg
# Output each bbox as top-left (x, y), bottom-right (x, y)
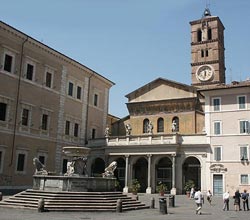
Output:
top-left (201, 82), bottom-right (250, 195)
top-left (0, 21), bottom-right (114, 191)
top-left (88, 8), bottom-right (249, 196)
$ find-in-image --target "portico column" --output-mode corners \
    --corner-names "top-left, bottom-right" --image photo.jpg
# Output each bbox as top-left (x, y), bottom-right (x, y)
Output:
top-left (171, 154), bottom-right (176, 195)
top-left (146, 154), bottom-right (152, 194)
top-left (123, 155), bottom-right (129, 193)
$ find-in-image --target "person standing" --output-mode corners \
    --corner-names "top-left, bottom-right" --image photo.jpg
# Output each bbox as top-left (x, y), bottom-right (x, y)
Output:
top-left (190, 187), bottom-right (195, 199)
top-left (234, 189), bottom-right (241, 211)
top-left (241, 189), bottom-right (249, 211)
top-left (207, 190), bottom-right (212, 205)
top-left (223, 191), bottom-right (230, 211)
top-left (194, 188), bottom-right (203, 215)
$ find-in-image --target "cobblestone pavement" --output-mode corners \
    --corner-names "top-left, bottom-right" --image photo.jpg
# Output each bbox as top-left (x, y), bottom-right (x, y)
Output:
top-left (0, 194), bottom-right (249, 220)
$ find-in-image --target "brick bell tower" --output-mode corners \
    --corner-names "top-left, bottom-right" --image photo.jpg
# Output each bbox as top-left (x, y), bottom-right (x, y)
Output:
top-left (190, 8), bottom-right (226, 87)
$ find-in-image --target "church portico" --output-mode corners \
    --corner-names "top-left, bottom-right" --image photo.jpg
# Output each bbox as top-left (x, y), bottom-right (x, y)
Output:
top-left (100, 133), bottom-right (209, 194)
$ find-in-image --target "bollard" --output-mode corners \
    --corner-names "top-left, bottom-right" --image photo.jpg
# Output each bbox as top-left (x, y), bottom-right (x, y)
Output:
top-left (150, 197), bottom-right (155, 209)
top-left (38, 198), bottom-right (45, 212)
top-left (159, 197), bottom-right (167, 214)
top-left (116, 199), bottom-right (122, 213)
top-left (169, 195), bottom-right (175, 207)
top-left (0, 192), bottom-right (2, 201)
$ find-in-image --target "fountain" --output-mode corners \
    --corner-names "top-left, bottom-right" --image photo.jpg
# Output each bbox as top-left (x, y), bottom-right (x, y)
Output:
top-left (33, 146), bottom-right (116, 192)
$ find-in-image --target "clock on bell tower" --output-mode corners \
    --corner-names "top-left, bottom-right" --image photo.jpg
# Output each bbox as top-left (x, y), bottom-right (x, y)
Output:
top-left (190, 8), bottom-right (226, 87)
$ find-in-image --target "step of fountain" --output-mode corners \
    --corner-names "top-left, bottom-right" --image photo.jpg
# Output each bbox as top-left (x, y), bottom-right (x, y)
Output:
top-left (0, 189), bottom-right (150, 212)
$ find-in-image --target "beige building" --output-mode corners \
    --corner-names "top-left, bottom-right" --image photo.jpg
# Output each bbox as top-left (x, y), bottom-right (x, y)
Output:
top-left (0, 21), bottom-right (114, 192)
top-left (201, 82), bottom-right (250, 195)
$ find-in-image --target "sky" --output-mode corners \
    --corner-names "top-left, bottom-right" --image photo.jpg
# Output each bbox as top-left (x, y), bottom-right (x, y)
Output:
top-left (1, 0), bottom-right (250, 118)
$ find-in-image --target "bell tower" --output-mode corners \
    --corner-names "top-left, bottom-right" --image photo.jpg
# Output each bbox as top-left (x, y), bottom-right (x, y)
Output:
top-left (190, 8), bottom-right (226, 87)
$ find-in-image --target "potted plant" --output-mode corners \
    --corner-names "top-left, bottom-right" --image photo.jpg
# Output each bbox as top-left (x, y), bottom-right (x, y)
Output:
top-left (156, 181), bottom-right (167, 196)
top-left (184, 180), bottom-right (195, 197)
top-left (130, 179), bottom-right (141, 195)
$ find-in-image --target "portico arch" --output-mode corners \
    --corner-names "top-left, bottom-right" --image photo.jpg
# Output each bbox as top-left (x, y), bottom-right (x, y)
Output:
top-left (133, 157), bottom-right (148, 192)
top-left (156, 157), bottom-right (172, 193)
top-left (114, 157), bottom-right (125, 190)
top-left (182, 156), bottom-right (201, 193)
top-left (91, 157), bottom-right (105, 177)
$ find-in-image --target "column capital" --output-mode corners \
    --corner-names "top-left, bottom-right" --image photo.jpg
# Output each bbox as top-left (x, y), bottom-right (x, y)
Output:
top-left (147, 154), bottom-right (152, 158)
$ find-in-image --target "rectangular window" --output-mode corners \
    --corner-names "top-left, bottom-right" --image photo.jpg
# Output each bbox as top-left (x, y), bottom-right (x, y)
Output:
top-left (22, 109), bottom-right (29, 126)
top-left (94, 94), bottom-right (98, 107)
top-left (77, 86), bottom-right (82, 100)
top-left (212, 98), bottom-right (221, 111)
top-left (16, 153), bottom-right (25, 172)
top-left (241, 174), bottom-right (249, 185)
top-left (238, 96), bottom-right (246, 109)
top-left (65, 120), bottom-right (70, 135)
top-left (214, 121), bottom-right (221, 135)
top-left (214, 147), bottom-right (222, 161)
top-left (74, 123), bottom-right (79, 137)
top-left (240, 120), bottom-right (249, 134)
top-left (41, 114), bottom-right (48, 130)
top-left (92, 128), bottom-right (96, 139)
top-left (68, 82), bottom-right (74, 96)
top-left (0, 103), bottom-right (7, 121)
top-left (38, 155), bottom-right (45, 165)
top-left (240, 146), bottom-right (248, 160)
top-left (26, 63), bottom-right (34, 81)
top-left (45, 72), bottom-right (52, 88)
top-left (4, 54), bottom-right (13, 73)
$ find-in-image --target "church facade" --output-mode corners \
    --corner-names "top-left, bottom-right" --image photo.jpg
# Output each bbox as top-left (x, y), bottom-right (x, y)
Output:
top-left (88, 8), bottom-right (250, 195)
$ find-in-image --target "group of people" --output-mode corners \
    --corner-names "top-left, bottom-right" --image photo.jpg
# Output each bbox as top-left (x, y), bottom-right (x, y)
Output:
top-left (232, 189), bottom-right (249, 211)
top-left (190, 188), bottom-right (249, 214)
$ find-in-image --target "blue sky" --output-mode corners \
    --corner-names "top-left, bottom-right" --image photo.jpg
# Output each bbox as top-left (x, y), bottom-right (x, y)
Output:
top-left (1, 0), bottom-right (250, 118)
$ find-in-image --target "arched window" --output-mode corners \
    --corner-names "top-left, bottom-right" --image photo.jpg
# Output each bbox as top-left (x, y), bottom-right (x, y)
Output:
top-left (197, 29), bottom-right (202, 42)
top-left (172, 117), bottom-right (179, 132)
top-left (157, 118), bottom-right (164, 132)
top-left (208, 28), bottom-right (212, 40)
top-left (143, 118), bottom-right (149, 133)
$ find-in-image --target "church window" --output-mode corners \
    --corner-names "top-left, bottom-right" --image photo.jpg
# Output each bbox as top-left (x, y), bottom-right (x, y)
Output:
top-left (197, 29), bottom-right (202, 42)
top-left (201, 50), bottom-right (204, 58)
top-left (157, 118), bottom-right (164, 132)
top-left (208, 28), bottom-right (212, 40)
top-left (143, 119), bottom-right (149, 133)
top-left (206, 49), bottom-right (209, 57)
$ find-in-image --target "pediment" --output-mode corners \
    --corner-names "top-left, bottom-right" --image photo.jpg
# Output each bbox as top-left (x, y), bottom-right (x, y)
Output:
top-left (126, 77), bottom-right (197, 103)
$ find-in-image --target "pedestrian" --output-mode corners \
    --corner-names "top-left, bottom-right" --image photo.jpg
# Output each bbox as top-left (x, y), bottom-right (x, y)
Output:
top-left (194, 188), bottom-right (203, 215)
top-left (190, 187), bottom-right (195, 199)
top-left (241, 189), bottom-right (249, 211)
top-left (207, 189), bottom-right (212, 205)
top-left (223, 191), bottom-right (230, 211)
top-left (234, 189), bottom-right (241, 211)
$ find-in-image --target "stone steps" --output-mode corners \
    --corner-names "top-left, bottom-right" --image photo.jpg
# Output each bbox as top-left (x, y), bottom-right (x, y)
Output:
top-left (0, 190), bottom-right (149, 212)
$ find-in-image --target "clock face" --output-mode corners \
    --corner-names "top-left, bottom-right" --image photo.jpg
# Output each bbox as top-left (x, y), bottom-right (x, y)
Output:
top-left (196, 65), bottom-right (214, 82)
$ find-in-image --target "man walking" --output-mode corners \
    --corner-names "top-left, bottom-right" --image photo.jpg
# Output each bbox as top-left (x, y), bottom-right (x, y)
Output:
top-left (194, 188), bottom-right (203, 215)
top-left (223, 191), bottom-right (230, 211)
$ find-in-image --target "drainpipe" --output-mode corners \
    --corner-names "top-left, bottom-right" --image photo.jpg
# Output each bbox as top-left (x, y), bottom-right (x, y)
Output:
top-left (9, 36), bottom-right (28, 167)
top-left (85, 72), bottom-right (94, 144)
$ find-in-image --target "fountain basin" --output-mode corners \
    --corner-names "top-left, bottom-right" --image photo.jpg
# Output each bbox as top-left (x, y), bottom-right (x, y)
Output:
top-left (33, 175), bottom-right (116, 192)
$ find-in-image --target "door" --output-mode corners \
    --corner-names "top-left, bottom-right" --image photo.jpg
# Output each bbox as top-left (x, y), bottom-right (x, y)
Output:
top-left (213, 174), bottom-right (223, 196)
